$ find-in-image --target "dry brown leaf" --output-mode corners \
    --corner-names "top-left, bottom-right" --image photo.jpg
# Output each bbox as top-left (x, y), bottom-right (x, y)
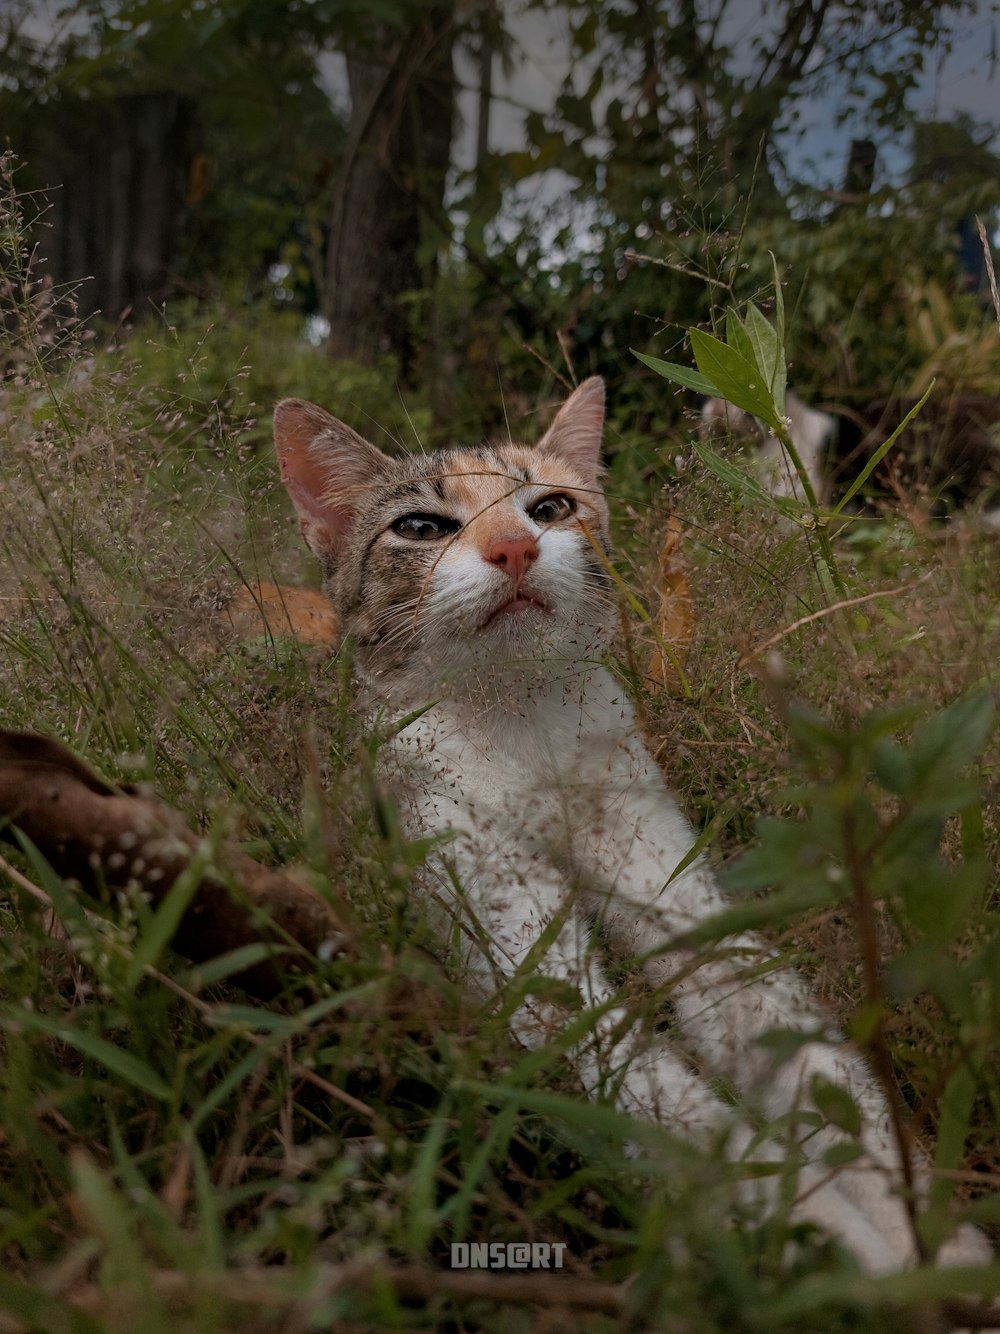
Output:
top-left (646, 515), bottom-right (694, 695)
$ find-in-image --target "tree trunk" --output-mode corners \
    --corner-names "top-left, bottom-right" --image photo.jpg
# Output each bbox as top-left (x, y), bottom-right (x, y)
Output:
top-left (30, 92), bottom-right (192, 321)
top-left (324, 5), bottom-right (455, 370)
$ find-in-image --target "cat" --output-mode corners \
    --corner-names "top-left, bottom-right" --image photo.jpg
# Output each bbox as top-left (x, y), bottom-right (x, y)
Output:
top-left (701, 389), bottom-right (1000, 524)
top-left (274, 377), bottom-right (991, 1275)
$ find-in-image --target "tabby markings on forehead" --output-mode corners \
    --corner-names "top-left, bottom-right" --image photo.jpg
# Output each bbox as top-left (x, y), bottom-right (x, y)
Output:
top-left (377, 480), bottom-right (427, 505)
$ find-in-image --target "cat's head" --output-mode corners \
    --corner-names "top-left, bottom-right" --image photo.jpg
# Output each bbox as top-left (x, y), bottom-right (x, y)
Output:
top-left (273, 377), bottom-right (613, 689)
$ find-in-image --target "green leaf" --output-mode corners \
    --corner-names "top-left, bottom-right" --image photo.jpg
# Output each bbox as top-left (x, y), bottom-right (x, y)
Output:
top-left (933, 1063), bottom-right (976, 1191)
top-left (832, 383), bottom-right (934, 514)
top-left (785, 701), bottom-right (844, 762)
top-left (892, 857), bottom-right (987, 941)
top-left (0, 1275), bottom-right (103, 1334)
top-left (191, 1136), bottom-right (225, 1267)
top-left (689, 328), bottom-right (780, 426)
top-left (692, 441), bottom-right (811, 522)
top-left (204, 1004), bottom-right (301, 1034)
top-left (823, 1140), bottom-right (864, 1168)
top-left (769, 253), bottom-right (787, 411)
top-left (725, 307), bottom-right (756, 367)
top-left (7, 1010), bottom-right (172, 1101)
top-left (770, 253), bottom-right (785, 353)
top-left (14, 831), bottom-right (91, 937)
top-left (124, 840), bottom-right (215, 992)
top-left (405, 1100), bottom-right (452, 1251)
top-left (871, 738), bottom-right (910, 794)
top-left (632, 348), bottom-right (718, 395)
top-left (70, 1151), bottom-right (150, 1290)
top-left (182, 942), bottom-right (294, 989)
top-left (908, 689), bottom-right (995, 791)
top-left (753, 1025), bottom-right (829, 1066)
top-left (810, 1077), bottom-right (862, 1136)
top-left (744, 303), bottom-right (783, 403)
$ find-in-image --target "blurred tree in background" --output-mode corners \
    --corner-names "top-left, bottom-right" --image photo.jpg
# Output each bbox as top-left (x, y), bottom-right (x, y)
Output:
top-left (1, 0), bottom-right (998, 423)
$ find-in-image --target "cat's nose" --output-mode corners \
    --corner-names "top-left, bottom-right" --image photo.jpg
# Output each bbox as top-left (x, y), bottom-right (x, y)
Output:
top-left (487, 533), bottom-right (539, 582)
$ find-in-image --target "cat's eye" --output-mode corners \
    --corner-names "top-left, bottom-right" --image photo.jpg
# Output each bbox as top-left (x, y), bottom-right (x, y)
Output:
top-left (391, 512), bottom-right (461, 541)
top-left (529, 493), bottom-right (576, 524)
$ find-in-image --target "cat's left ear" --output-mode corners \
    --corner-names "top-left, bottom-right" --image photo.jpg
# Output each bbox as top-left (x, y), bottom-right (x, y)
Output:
top-left (274, 398), bottom-right (391, 565)
top-left (536, 376), bottom-right (605, 486)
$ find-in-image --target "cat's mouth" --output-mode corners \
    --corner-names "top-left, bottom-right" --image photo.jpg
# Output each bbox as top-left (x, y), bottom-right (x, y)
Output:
top-left (480, 593), bottom-right (551, 629)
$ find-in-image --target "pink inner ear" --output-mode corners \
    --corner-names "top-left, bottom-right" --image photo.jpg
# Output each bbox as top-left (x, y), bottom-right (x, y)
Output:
top-left (539, 376), bottom-right (606, 483)
top-left (274, 399), bottom-right (357, 558)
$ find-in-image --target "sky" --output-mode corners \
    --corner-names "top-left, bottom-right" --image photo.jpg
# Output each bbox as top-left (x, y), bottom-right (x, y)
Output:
top-left (445, 2), bottom-right (1000, 191)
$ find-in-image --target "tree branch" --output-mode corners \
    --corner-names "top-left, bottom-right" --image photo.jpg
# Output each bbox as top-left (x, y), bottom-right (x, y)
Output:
top-left (0, 731), bottom-right (349, 998)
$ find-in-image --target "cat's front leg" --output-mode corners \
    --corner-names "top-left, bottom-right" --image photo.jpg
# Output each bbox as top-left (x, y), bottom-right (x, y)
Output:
top-left (574, 749), bottom-right (990, 1270)
top-left (410, 777), bottom-right (733, 1137)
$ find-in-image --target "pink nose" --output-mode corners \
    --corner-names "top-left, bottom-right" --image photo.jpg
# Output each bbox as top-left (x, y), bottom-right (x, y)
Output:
top-left (487, 533), bottom-right (539, 582)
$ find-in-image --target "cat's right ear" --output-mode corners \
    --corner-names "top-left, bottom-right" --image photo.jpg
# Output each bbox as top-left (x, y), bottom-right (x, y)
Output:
top-left (273, 399), bottom-right (390, 563)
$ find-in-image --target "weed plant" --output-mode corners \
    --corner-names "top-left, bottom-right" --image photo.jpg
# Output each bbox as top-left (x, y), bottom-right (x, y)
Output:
top-left (0, 156), bottom-right (999, 1331)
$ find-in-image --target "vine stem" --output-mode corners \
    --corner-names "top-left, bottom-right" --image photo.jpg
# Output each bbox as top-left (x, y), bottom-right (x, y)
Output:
top-left (842, 803), bottom-right (929, 1264)
top-left (771, 416), bottom-right (849, 603)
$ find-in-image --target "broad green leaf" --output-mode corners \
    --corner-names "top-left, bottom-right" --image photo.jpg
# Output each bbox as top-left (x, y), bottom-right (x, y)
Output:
top-left (809, 1076), bottom-right (862, 1136)
top-left (785, 701), bottom-right (843, 760)
top-left (689, 328), bottom-right (780, 425)
top-left (744, 303), bottom-right (784, 407)
top-left (892, 857), bottom-right (987, 941)
top-left (632, 348), bottom-right (718, 395)
top-left (908, 688), bottom-right (995, 790)
top-left (933, 1063), bottom-right (977, 1198)
top-left (725, 306), bottom-right (756, 367)
top-left (753, 1025), bottom-right (830, 1066)
top-left (823, 1140), bottom-right (865, 1168)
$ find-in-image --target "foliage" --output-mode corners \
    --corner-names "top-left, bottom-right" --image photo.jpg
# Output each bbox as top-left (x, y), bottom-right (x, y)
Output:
top-left (3, 0), bottom-right (997, 406)
top-left (462, 2), bottom-right (999, 410)
top-left (0, 0), bottom-right (346, 300)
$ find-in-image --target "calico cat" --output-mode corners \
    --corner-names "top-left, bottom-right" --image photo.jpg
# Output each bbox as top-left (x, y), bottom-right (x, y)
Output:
top-left (274, 377), bottom-right (989, 1274)
top-left (700, 390), bottom-right (1000, 521)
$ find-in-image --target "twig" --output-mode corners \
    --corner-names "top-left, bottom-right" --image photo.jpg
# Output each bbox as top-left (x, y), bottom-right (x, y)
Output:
top-left (842, 804), bottom-right (927, 1264)
top-left (976, 215), bottom-right (1000, 340)
top-left (739, 574), bottom-right (933, 665)
top-left (0, 846), bottom-right (380, 1123)
top-left (149, 968), bottom-right (380, 1123)
top-left (0, 1260), bottom-right (632, 1327)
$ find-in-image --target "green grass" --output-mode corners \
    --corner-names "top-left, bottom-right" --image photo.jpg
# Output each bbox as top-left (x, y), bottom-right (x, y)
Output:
top-left (2, 182), bottom-right (1000, 1328)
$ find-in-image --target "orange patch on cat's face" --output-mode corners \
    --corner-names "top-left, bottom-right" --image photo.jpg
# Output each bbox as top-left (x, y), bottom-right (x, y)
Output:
top-left (439, 445), bottom-right (604, 545)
